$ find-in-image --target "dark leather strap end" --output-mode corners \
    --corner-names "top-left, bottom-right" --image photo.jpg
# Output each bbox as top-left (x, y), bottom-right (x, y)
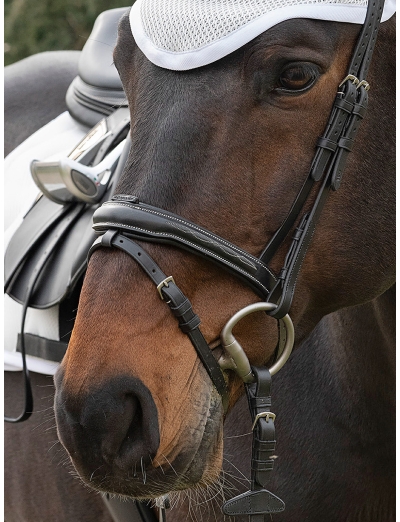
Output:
top-left (222, 489), bottom-right (285, 516)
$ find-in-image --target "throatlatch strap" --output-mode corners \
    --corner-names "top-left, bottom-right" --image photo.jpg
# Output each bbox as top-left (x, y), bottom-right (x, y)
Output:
top-left (88, 230), bottom-right (229, 412)
top-left (223, 367), bottom-right (284, 520)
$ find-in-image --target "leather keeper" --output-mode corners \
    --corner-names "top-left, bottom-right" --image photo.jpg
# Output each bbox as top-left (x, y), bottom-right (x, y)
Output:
top-left (353, 101), bottom-right (368, 118)
top-left (292, 227), bottom-right (303, 241)
top-left (317, 137), bottom-right (338, 152)
top-left (252, 460), bottom-right (275, 472)
top-left (338, 136), bottom-right (354, 152)
top-left (334, 96), bottom-right (354, 113)
top-left (178, 315), bottom-right (201, 333)
top-left (169, 298), bottom-right (192, 317)
top-left (254, 439), bottom-right (276, 450)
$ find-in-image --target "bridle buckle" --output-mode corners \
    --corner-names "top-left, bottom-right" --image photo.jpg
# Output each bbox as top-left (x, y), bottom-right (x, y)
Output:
top-left (157, 276), bottom-right (175, 300)
top-left (252, 411), bottom-right (276, 431)
top-left (339, 74), bottom-right (360, 88)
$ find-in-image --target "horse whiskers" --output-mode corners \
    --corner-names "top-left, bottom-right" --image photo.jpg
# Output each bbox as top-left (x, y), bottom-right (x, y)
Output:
top-left (30, 413), bottom-right (56, 430)
top-left (44, 423), bottom-right (58, 432)
top-left (162, 469), bottom-right (244, 522)
top-left (89, 464), bottom-right (105, 482)
top-left (220, 468), bottom-right (250, 488)
top-left (160, 452), bottom-right (179, 477)
top-left (47, 439), bottom-right (62, 454)
top-left (222, 456), bottom-right (250, 483)
top-left (149, 453), bottom-right (167, 476)
top-left (224, 431), bottom-right (252, 439)
top-left (140, 456), bottom-right (147, 485)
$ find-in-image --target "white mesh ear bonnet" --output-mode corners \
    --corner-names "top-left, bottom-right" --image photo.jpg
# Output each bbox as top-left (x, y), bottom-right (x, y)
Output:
top-left (130, 0), bottom-right (395, 70)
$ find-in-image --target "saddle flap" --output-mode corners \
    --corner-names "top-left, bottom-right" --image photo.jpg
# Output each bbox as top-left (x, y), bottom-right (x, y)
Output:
top-left (5, 196), bottom-right (96, 309)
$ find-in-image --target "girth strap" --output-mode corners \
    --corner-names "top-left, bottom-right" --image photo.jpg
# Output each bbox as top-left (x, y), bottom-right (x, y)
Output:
top-left (88, 230), bottom-right (230, 412)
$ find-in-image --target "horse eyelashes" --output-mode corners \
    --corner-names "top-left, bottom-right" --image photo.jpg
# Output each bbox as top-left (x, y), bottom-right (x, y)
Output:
top-left (277, 62), bottom-right (320, 93)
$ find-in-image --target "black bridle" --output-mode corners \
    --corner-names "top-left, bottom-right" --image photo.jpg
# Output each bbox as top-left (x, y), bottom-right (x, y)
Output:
top-left (6, 0), bottom-right (387, 518)
top-left (88, 0), bottom-right (386, 518)
top-left (90, 0), bottom-right (384, 403)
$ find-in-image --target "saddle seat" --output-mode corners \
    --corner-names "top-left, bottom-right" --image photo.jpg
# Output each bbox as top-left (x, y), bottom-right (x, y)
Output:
top-left (66, 7), bottom-right (129, 127)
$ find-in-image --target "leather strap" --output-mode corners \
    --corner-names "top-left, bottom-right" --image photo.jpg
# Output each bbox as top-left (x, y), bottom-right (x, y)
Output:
top-left (257, 0), bottom-right (385, 318)
top-left (103, 495), bottom-right (157, 522)
top-left (93, 198), bottom-right (277, 299)
top-left (16, 334), bottom-right (68, 362)
top-left (349, 0), bottom-right (385, 79)
top-left (88, 230), bottom-right (230, 412)
top-left (4, 199), bottom-right (88, 422)
top-left (223, 367), bottom-right (285, 520)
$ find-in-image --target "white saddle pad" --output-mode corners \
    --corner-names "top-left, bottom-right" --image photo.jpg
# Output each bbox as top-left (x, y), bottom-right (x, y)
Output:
top-left (4, 112), bottom-right (89, 375)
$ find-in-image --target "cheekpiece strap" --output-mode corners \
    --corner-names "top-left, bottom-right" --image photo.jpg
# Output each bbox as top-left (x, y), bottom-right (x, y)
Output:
top-left (259, 0), bottom-right (386, 319)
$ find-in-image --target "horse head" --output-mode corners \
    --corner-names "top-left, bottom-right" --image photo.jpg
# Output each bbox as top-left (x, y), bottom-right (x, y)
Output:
top-left (54, 6), bottom-right (395, 502)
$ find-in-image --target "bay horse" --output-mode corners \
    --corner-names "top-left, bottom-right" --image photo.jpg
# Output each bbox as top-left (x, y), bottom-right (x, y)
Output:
top-left (5, 5), bottom-right (395, 522)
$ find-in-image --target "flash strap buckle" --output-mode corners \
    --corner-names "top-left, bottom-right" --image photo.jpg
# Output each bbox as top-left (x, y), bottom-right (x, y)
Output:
top-left (252, 411), bottom-right (276, 431)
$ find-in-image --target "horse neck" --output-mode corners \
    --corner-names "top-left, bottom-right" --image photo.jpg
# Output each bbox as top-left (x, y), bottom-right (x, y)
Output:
top-left (320, 284), bottom-right (395, 426)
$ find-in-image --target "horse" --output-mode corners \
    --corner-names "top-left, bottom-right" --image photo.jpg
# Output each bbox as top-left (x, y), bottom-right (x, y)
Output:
top-left (5, 4), bottom-right (395, 522)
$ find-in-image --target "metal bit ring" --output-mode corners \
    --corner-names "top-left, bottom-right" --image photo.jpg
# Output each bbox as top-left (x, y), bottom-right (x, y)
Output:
top-left (219, 302), bottom-right (295, 383)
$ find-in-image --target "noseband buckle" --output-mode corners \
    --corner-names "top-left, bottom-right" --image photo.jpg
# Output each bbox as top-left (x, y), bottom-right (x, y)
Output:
top-left (157, 276), bottom-right (175, 300)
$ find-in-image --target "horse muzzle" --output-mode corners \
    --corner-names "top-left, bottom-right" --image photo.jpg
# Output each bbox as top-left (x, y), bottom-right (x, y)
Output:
top-left (54, 364), bottom-right (224, 497)
top-left (54, 370), bottom-right (160, 489)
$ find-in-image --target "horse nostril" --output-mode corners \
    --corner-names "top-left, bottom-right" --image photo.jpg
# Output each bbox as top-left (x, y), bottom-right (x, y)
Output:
top-left (125, 395), bottom-right (143, 441)
top-left (99, 393), bottom-right (140, 463)
top-left (56, 376), bottom-right (160, 472)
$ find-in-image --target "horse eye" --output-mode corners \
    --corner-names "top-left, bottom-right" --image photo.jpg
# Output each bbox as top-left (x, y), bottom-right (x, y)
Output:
top-left (277, 63), bottom-right (319, 92)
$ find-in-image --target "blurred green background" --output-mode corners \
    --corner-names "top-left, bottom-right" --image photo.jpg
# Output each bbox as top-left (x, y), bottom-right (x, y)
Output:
top-left (4, 0), bottom-right (131, 66)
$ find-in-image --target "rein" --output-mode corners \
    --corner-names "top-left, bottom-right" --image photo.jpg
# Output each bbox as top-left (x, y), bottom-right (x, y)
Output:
top-left (88, 0), bottom-right (386, 518)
